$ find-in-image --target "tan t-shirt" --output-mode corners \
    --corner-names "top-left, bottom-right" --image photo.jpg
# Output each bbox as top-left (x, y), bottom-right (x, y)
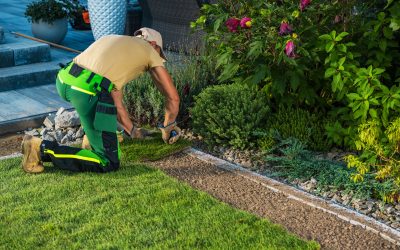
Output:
top-left (73, 35), bottom-right (165, 90)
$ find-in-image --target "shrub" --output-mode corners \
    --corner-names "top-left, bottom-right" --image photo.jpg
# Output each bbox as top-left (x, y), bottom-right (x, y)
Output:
top-left (123, 74), bottom-right (164, 126)
top-left (191, 83), bottom-right (270, 149)
top-left (194, 0), bottom-right (400, 150)
top-left (25, 0), bottom-right (78, 24)
top-left (192, 0), bottom-right (357, 108)
top-left (123, 53), bottom-right (216, 126)
top-left (345, 118), bottom-right (400, 203)
top-left (259, 106), bottom-right (332, 151)
top-left (265, 138), bottom-right (396, 200)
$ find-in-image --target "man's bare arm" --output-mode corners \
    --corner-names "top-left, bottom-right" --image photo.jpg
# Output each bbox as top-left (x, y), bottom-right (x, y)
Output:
top-left (111, 89), bottom-right (133, 135)
top-left (150, 66), bottom-right (180, 126)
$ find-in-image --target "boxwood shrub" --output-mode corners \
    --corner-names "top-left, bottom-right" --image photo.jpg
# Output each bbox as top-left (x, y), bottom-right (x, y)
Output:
top-left (191, 83), bottom-right (270, 149)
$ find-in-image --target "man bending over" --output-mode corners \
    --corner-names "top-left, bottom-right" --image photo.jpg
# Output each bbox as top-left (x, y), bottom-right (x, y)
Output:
top-left (21, 28), bottom-right (181, 174)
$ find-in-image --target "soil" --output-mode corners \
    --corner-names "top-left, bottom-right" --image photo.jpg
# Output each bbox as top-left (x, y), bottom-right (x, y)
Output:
top-left (0, 133), bottom-right (23, 157)
top-left (151, 152), bottom-right (399, 250)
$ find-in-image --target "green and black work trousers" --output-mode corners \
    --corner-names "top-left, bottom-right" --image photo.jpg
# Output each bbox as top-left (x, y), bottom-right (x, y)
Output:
top-left (40, 63), bottom-right (120, 173)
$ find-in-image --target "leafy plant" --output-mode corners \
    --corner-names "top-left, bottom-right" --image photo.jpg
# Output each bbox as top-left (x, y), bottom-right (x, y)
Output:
top-left (191, 83), bottom-right (270, 149)
top-left (123, 53), bottom-right (216, 126)
top-left (265, 137), bottom-right (396, 200)
top-left (25, 0), bottom-right (77, 24)
top-left (259, 106), bottom-right (332, 151)
top-left (345, 118), bottom-right (400, 203)
top-left (192, 0), bottom-right (358, 108)
top-left (320, 0), bottom-right (400, 147)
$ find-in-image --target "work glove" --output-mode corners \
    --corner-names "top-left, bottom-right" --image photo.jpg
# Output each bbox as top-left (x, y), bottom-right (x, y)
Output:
top-left (159, 121), bottom-right (181, 144)
top-left (130, 127), bottom-right (152, 139)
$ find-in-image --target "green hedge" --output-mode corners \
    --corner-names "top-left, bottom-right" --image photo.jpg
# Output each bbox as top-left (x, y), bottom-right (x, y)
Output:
top-left (192, 84), bottom-right (270, 149)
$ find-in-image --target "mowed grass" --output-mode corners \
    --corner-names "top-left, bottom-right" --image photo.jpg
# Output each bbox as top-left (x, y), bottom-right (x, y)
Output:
top-left (0, 136), bottom-right (319, 249)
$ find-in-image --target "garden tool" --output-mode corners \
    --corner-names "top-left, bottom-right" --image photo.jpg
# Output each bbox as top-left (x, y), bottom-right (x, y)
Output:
top-left (159, 121), bottom-right (182, 144)
top-left (21, 135), bottom-right (45, 173)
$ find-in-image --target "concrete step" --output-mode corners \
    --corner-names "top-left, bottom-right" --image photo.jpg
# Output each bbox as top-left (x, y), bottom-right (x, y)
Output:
top-left (0, 84), bottom-right (72, 134)
top-left (0, 61), bottom-right (67, 91)
top-left (0, 39), bottom-right (51, 68)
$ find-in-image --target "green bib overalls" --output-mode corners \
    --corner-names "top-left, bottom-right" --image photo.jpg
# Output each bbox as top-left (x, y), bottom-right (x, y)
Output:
top-left (40, 63), bottom-right (121, 172)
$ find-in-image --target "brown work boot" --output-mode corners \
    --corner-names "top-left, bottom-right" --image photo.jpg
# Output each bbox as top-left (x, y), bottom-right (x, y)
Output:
top-left (21, 135), bottom-right (44, 174)
top-left (81, 135), bottom-right (92, 150)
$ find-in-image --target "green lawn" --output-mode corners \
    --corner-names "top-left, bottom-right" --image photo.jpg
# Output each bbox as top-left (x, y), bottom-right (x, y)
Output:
top-left (0, 136), bottom-right (319, 249)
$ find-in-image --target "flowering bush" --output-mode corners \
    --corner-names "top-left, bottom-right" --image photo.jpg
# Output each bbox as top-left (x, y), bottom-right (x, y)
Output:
top-left (192, 0), bottom-right (357, 107)
top-left (192, 0), bottom-right (400, 201)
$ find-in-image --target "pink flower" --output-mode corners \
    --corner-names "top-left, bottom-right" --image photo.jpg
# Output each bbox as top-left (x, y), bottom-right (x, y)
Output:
top-left (240, 17), bottom-right (252, 29)
top-left (226, 18), bottom-right (240, 32)
top-left (285, 40), bottom-right (296, 58)
top-left (300, 0), bottom-right (311, 11)
top-left (279, 22), bottom-right (292, 36)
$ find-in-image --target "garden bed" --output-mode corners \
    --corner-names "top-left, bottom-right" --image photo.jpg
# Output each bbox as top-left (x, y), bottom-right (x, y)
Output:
top-left (150, 150), bottom-right (399, 249)
top-left (180, 130), bottom-right (400, 232)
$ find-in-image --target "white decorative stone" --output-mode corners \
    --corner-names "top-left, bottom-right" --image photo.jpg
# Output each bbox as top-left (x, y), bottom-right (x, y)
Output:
top-left (56, 107), bottom-right (65, 116)
top-left (75, 126), bottom-right (84, 138)
top-left (55, 130), bottom-right (65, 142)
top-left (25, 129), bottom-right (39, 136)
top-left (55, 110), bottom-right (80, 129)
top-left (43, 114), bottom-right (56, 128)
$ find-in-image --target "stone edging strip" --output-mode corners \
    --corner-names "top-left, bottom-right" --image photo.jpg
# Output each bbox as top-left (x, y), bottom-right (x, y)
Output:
top-left (0, 152), bottom-right (22, 161)
top-left (185, 148), bottom-right (400, 246)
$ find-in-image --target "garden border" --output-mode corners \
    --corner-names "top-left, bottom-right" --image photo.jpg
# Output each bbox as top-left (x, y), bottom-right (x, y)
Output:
top-left (185, 148), bottom-right (400, 246)
top-left (0, 152), bottom-right (22, 161)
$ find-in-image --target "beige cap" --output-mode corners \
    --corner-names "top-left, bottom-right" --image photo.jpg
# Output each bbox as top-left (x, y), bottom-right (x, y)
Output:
top-left (134, 27), bottom-right (167, 61)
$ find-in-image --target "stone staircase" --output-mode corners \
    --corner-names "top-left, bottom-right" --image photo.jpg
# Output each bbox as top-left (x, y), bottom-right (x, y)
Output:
top-left (0, 34), bottom-right (69, 90)
top-left (0, 29), bottom-right (73, 134)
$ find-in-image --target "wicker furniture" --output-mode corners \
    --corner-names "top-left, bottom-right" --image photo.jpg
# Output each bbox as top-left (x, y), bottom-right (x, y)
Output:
top-left (138, 0), bottom-right (212, 52)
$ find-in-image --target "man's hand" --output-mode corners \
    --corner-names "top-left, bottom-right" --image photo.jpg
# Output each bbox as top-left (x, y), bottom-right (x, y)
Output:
top-left (159, 121), bottom-right (181, 144)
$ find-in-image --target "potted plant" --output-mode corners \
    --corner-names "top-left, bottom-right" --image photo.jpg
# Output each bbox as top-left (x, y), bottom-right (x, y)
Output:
top-left (68, 0), bottom-right (91, 30)
top-left (24, 0), bottom-right (71, 44)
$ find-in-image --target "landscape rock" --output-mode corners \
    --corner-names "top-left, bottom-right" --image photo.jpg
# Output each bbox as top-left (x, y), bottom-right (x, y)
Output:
top-left (55, 110), bottom-right (80, 129)
top-left (385, 204), bottom-right (395, 215)
top-left (331, 194), bottom-right (343, 203)
top-left (43, 114), bottom-right (56, 128)
top-left (300, 178), bottom-right (318, 191)
top-left (25, 129), bottom-right (39, 136)
top-left (55, 130), bottom-right (65, 142)
top-left (241, 161), bottom-right (252, 168)
top-left (61, 130), bottom-right (74, 144)
top-left (75, 126), bottom-right (84, 138)
top-left (56, 107), bottom-right (66, 116)
top-left (391, 222), bottom-right (400, 229)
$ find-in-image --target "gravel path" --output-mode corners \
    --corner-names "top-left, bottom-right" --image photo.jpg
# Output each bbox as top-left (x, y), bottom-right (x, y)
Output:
top-left (151, 150), bottom-right (400, 250)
